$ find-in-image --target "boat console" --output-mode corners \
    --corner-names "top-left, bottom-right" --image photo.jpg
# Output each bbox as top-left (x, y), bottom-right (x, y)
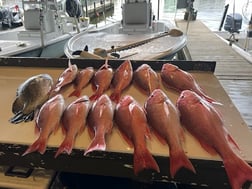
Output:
top-left (121, 0), bottom-right (152, 32)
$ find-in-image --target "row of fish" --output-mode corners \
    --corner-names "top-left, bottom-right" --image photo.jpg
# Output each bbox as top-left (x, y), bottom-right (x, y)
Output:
top-left (21, 86), bottom-right (252, 189)
top-left (10, 58), bottom-right (219, 124)
top-left (9, 60), bottom-right (251, 188)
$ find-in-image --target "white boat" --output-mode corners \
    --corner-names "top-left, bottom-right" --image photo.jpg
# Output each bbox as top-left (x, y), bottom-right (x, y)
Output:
top-left (64, 0), bottom-right (187, 60)
top-left (0, 0), bottom-right (91, 57)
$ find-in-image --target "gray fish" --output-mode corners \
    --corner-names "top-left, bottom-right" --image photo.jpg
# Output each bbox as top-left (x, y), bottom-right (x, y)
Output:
top-left (10, 74), bottom-right (54, 124)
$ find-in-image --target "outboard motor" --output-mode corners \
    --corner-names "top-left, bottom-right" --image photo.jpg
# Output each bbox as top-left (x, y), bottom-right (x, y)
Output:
top-left (224, 13), bottom-right (242, 46)
top-left (224, 13), bottom-right (242, 33)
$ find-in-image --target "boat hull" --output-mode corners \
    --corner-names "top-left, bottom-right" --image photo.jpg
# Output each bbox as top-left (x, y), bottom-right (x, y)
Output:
top-left (12, 38), bottom-right (69, 58)
top-left (64, 20), bottom-right (187, 60)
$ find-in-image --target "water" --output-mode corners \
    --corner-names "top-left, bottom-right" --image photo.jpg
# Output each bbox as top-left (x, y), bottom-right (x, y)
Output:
top-left (109, 0), bottom-right (252, 31)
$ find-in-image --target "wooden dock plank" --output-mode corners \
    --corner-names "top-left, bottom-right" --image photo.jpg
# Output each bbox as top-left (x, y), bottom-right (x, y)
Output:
top-left (176, 19), bottom-right (252, 128)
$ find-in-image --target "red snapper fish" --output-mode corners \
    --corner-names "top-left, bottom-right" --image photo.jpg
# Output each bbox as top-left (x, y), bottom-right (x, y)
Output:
top-left (176, 90), bottom-right (252, 189)
top-left (23, 94), bottom-right (65, 156)
top-left (51, 60), bottom-right (78, 94)
top-left (55, 96), bottom-right (91, 158)
top-left (110, 60), bottom-right (133, 103)
top-left (114, 95), bottom-right (160, 175)
top-left (161, 63), bottom-right (219, 104)
top-left (133, 64), bottom-right (159, 95)
top-left (144, 89), bottom-right (195, 178)
top-left (69, 67), bottom-right (94, 97)
top-left (84, 94), bottom-right (114, 155)
top-left (90, 59), bottom-right (113, 101)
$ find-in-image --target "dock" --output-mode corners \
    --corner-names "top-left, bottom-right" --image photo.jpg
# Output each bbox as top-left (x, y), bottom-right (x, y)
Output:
top-left (176, 19), bottom-right (252, 129)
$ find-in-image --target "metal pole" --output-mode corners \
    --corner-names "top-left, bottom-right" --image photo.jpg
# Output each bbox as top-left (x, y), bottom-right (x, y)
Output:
top-left (103, 0), bottom-right (106, 24)
top-left (185, 0), bottom-right (192, 35)
top-left (244, 13), bottom-right (252, 50)
top-left (219, 4), bottom-right (229, 31)
top-left (39, 9), bottom-right (44, 48)
top-left (85, 0), bottom-right (88, 17)
top-left (157, 0), bottom-right (160, 20)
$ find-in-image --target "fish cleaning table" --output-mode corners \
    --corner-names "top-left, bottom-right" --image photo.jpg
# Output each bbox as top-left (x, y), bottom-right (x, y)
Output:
top-left (0, 57), bottom-right (251, 188)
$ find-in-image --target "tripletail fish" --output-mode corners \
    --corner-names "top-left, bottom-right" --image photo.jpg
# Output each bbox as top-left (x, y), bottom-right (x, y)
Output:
top-left (10, 74), bottom-right (53, 124)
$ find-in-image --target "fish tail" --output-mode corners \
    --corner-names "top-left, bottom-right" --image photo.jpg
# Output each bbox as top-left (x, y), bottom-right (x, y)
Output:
top-left (110, 91), bottom-right (121, 103)
top-left (84, 135), bottom-right (106, 155)
top-left (22, 137), bottom-right (46, 156)
top-left (89, 91), bottom-right (102, 101)
top-left (68, 89), bottom-right (81, 97)
top-left (170, 150), bottom-right (196, 178)
top-left (223, 154), bottom-right (252, 189)
top-left (54, 136), bottom-right (74, 158)
top-left (133, 147), bottom-right (160, 175)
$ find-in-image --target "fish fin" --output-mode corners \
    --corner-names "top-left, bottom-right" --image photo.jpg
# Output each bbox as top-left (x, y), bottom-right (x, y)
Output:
top-left (144, 123), bottom-right (152, 140)
top-left (33, 109), bottom-right (40, 121)
top-left (133, 146), bottom-right (160, 175)
top-left (223, 153), bottom-right (252, 189)
top-left (77, 125), bottom-right (85, 136)
top-left (91, 81), bottom-right (96, 92)
top-left (210, 100), bottom-right (223, 106)
top-left (22, 137), bottom-right (46, 156)
top-left (53, 122), bottom-right (61, 135)
top-left (226, 132), bottom-right (241, 152)
top-left (152, 129), bottom-right (166, 145)
top-left (9, 110), bottom-right (34, 124)
top-left (222, 126), bottom-right (241, 152)
top-left (9, 112), bottom-right (25, 124)
top-left (61, 125), bottom-right (67, 135)
top-left (55, 136), bottom-right (74, 158)
top-left (68, 89), bottom-right (81, 97)
top-left (116, 126), bottom-right (134, 148)
top-left (199, 140), bottom-right (217, 156)
top-left (34, 124), bottom-right (40, 135)
top-left (84, 133), bottom-right (106, 155)
top-left (24, 112), bottom-right (35, 122)
top-left (178, 126), bottom-right (186, 144)
top-left (53, 86), bottom-right (61, 93)
top-left (169, 150), bottom-right (196, 178)
top-left (87, 125), bottom-right (95, 139)
top-left (204, 96), bottom-right (222, 105)
top-left (89, 92), bottom-right (101, 101)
